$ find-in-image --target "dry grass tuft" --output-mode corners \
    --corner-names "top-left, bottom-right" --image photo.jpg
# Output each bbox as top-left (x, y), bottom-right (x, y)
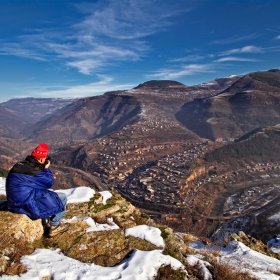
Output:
top-left (185, 257), bottom-right (258, 280)
top-left (5, 263), bottom-right (27, 276)
top-left (210, 259), bottom-right (258, 280)
top-left (154, 264), bottom-right (187, 280)
top-left (184, 246), bottom-right (259, 280)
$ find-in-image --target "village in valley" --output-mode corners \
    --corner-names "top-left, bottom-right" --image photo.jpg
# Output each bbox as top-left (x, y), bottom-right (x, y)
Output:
top-left (117, 142), bottom-right (208, 206)
top-left (78, 129), bottom-right (280, 238)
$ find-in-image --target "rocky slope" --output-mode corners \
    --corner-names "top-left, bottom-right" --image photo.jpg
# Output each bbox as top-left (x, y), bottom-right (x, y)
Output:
top-left (0, 189), bottom-right (280, 279)
top-left (0, 190), bottom-right (188, 277)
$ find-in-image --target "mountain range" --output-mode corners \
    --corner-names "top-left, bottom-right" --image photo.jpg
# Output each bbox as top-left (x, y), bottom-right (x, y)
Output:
top-left (1, 70), bottom-right (280, 146)
top-left (1, 69), bottom-right (280, 242)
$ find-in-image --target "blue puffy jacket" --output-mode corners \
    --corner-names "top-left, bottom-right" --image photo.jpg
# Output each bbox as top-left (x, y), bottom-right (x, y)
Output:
top-left (6, 156), bottom-right (65, 219)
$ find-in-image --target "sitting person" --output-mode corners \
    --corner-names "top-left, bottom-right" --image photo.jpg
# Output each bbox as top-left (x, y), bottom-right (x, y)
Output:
top-left (6, 143), bottom-right (69, 237)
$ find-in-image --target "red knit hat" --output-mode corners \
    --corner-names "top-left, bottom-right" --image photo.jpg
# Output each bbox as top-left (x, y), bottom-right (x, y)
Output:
top-left (31, 143), bottom-right (49, 158)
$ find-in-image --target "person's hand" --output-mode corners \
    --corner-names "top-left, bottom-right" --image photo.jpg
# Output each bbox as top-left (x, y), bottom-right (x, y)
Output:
top-left (45, 160), bottom-right (51, 169)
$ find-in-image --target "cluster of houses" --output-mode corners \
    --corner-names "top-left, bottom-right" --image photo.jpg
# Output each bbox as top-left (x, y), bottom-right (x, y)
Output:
top-left (183, 161), bottom-right (280, 210)
top-left (223, 185), bottom-right (278, 216)
top-left (245, 162), bottom-right (280, 173)
top-left (115, 119), bottom-right (181, 138)
top-left (94, 137), bottom-right (176, 179)
top-left (117, 143), bottom-right (208, 205)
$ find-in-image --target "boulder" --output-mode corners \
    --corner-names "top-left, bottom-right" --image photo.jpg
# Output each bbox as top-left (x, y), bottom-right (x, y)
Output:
top-left (65, 193), bottom-right (140, 229)
top-left (67, 228), bottom-right (128, 266)
top-left (0, 211), bottom-right (43, 255)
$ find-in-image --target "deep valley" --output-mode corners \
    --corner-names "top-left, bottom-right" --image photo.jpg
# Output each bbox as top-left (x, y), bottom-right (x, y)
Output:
top-left (1, 69), bottom-right (280, 243)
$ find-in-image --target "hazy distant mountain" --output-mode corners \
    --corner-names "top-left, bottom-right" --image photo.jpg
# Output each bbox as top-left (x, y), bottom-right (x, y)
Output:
top-left (1, 97), bottom-right (80, 123)
top-left (0, 106), bottom-right (28, 138)
top-left (0, 96), bottom-right (80, 147)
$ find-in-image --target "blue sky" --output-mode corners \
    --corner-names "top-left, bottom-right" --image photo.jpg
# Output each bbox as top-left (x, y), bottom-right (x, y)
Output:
top-left (0, 0), bottom-right (280, 102)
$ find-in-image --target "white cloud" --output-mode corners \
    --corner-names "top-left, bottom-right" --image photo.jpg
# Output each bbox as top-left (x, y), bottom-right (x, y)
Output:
top-left (276, 35), bottom-right (280, 40)
top-left (0, 42), bottom-right (47, 61)
top-left (66, 59), bottom-right (103, 75)
top-left (220, 45), bottom-right (263, 56)
top-left (0, 76), bottom-right (135, 101)
top-left (30, 76), bottom-right (134, 99)
top-left (215, 56), bottom-right (258, 62)
top-left (169, 54), bottom-right (204, 63)
top-left (0, 0), bottom-right (191, 75)
top-left (212, 34), bottom-right (260, 44)
top-left (74, 0), bottom-right (190, 40)
top-left (147, 64), bottom-right (214, 80)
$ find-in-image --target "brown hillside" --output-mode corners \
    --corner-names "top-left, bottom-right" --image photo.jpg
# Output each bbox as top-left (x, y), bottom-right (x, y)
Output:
top-left (176, 70), bottom-right (280, 141)
top-left (22, 94), bottom-right (142, 146)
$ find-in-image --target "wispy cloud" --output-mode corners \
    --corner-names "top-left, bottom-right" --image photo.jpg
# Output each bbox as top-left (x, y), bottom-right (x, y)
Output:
top-left (212, 34), bottom-right (260, 44)
top-left (0, 42), bottom-right (47, 61)
top-left (19, 76), bottom-right (134, 99)
top-left (74, 0), bottom-right (191, 40)
top-left (220, 45), bottom-right (263, 56)
top-left (66, 60), bottom-right (104, 75)
top-left (276, 35), bottom-right (280, 40)
top-left (147, 64), bottom-right (214, 80)
top-left (0, 0), bottom-right (190, 75)
top-left (215, 56), bottom-right (258, 62)
top-left (169, 54), bottom-right (204, 63)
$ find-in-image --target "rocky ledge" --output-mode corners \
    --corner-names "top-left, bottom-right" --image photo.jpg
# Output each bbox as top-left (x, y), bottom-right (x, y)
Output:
top-left (0, 191), bottom-right (187, 277)
top-left (1, 189), bottom-right (280, 279)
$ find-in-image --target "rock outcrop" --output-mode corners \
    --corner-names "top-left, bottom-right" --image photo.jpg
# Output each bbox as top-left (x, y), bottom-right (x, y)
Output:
top-left (0, 212), bottom-right (43, 255)
top-left (0, 191), bottom-right (188, 276)
top-left (1, 190), bottom-right (280, 279)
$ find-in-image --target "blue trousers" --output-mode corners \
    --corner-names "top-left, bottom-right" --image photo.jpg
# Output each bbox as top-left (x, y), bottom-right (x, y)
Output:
top-left (50, 192), bottom-right (67, 226)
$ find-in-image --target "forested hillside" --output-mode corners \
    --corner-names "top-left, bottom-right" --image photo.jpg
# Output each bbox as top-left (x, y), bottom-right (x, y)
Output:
top-left (205, 128), bottom-right (280, 163)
